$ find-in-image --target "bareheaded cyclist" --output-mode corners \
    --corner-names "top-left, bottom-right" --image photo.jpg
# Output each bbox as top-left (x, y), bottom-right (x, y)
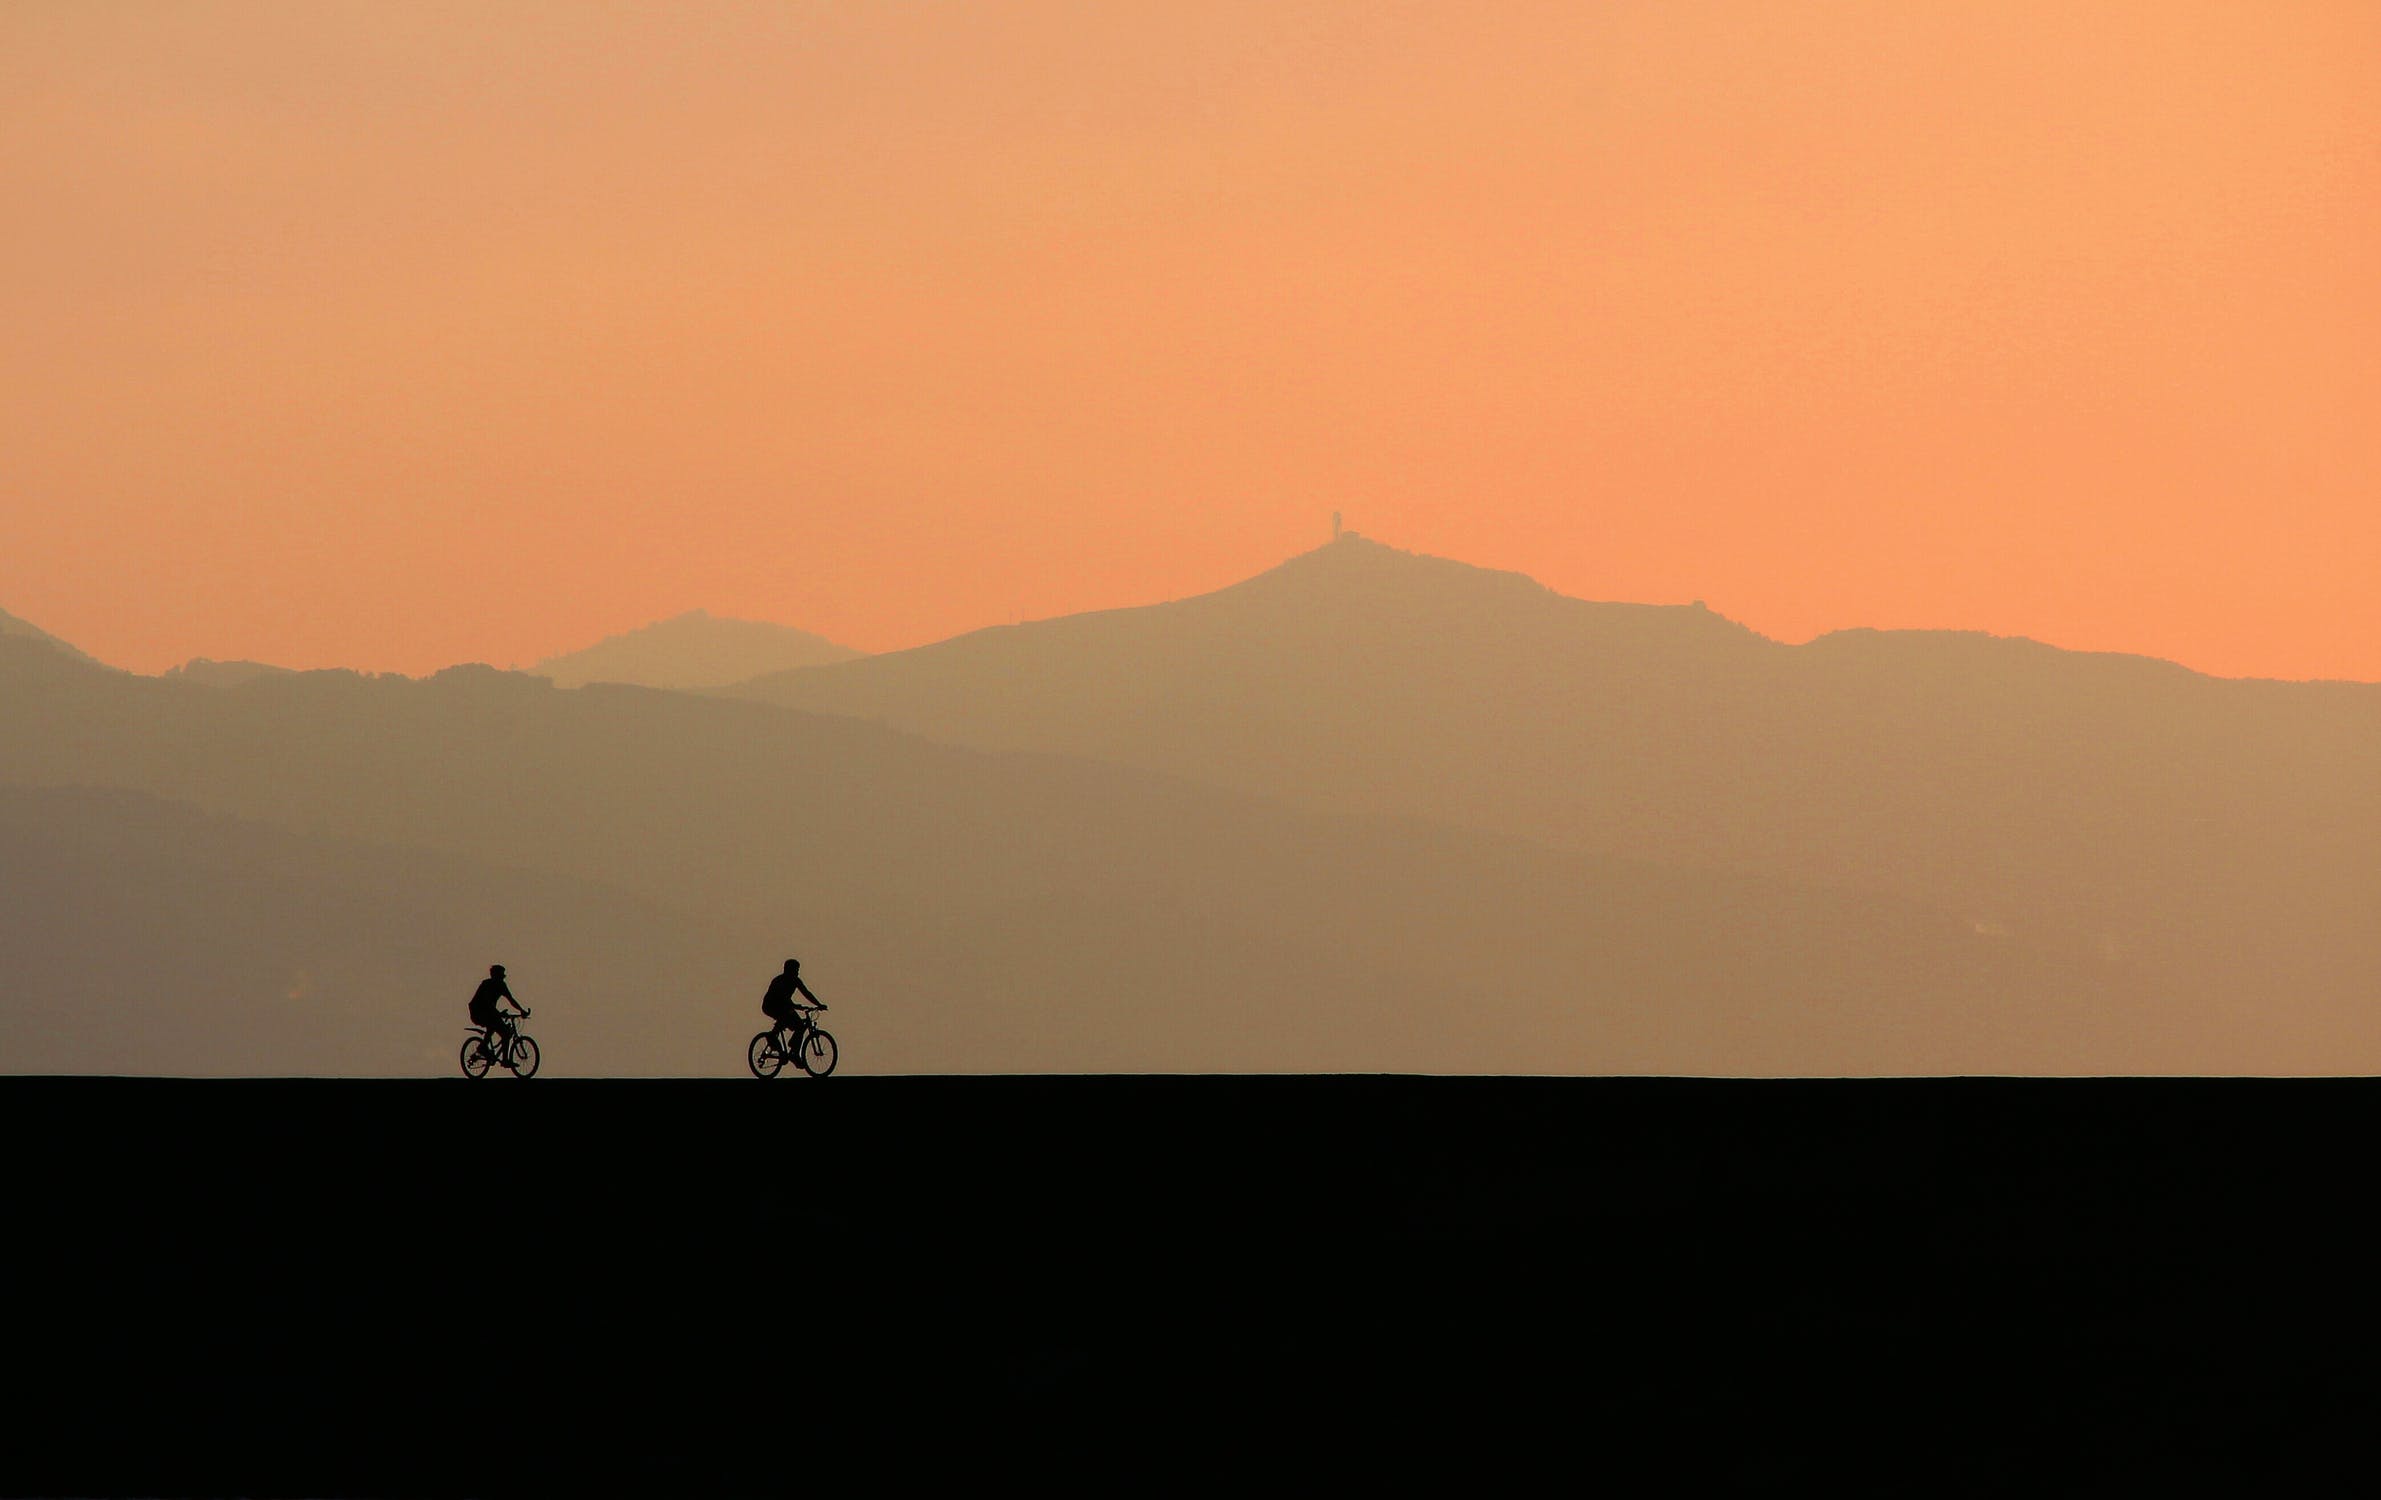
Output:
top-left (469, 964), bottom-right (528, 1058)
top-left (761, 958), bottom-right (821, 1044)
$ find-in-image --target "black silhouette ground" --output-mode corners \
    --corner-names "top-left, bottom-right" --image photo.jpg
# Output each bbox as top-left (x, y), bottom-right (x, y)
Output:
top-left (10, 1077), bottom-right (2370, 1493)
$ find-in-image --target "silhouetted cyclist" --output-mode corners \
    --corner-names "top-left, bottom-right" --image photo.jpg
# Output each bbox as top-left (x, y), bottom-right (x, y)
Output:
top-left (761, 958), bottom-right (821, 1045)
top-left (470, 964), bottom-right (527, 1059)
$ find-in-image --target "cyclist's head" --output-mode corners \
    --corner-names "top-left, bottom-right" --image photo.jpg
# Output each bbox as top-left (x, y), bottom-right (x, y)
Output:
top-left (490, 963), bottom-right (506, 978)
top-left (783, 958), bottom-right (800, 975)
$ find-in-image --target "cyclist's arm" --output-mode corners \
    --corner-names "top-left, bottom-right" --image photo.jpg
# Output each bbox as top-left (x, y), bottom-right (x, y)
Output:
top-left (795, 978), bottom-right (820, 1008)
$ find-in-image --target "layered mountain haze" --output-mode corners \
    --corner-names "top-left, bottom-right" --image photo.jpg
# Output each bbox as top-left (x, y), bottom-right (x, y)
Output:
top-left (729, 534), bottom-right (2381, 1058)
top-left (531, 610), bottom-right (860, 690)
top-left (5, 530), bottom-right (2373, 1075)
top-left (0, 629), bottom-right (2155, 1076)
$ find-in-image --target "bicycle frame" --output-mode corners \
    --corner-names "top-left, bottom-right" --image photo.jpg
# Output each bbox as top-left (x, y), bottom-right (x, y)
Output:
top-left (462, 1013), bottom-right (538, 1078)
top-left (471, 1019), bottom-right (527, 1063)
top-left (750, 1004), bottom-right (831, 1078)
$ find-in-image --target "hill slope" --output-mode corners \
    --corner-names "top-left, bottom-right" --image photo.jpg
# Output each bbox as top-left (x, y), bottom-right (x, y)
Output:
top-left (532, 609), bottom-right (860, 689)
top-left (0, 605), bottom-right (107, 670)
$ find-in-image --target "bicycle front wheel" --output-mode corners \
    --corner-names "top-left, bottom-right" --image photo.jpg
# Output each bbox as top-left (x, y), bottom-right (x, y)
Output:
top-left (507, 1035), bottom-right (540, 1078)
top-left (461, 1036), bottom-right (493, 1079)
top-left (749, 1031), bottom-right (785, 1079)
top-left (800, 1029), bottom-right (837, 1078)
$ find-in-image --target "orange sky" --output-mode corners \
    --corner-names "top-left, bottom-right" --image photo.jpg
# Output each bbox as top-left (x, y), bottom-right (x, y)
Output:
top-left (3, 2), bottom-right (2377, 680)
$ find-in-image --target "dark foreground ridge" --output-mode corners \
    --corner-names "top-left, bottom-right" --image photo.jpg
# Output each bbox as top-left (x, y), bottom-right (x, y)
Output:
top-left (12, 1076), bottom-right (2374, 1491)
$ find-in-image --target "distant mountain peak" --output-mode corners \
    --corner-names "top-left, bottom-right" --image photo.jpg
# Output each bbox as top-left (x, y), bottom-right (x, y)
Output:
top-left (1233, 531), bottom-right (1552, 594)
top-left (531, 610), bottom-right (862, 691)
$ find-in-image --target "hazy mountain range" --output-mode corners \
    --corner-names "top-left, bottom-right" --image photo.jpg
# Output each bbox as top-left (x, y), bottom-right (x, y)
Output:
top-left (530, 609), bottom-right (860, 689)
top-left (76, 609), bottom-right (858, 694)
top-left (731, 534), bottom-right (2381, 1067)
top-left (3, 537), bottom-right (2374, 1074)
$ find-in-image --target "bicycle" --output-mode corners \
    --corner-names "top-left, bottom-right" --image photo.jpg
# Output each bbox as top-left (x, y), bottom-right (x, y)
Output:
top-left (749, 1004), bottom-right (836, 1079)
top-left (461, 1010), bottom-right (540, 1079)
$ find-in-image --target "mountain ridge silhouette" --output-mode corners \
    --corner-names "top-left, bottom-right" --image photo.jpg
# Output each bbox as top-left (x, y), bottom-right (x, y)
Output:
top-left (5, 533), bottom-right (2374, 1074)
top-left (161, 657), bottom-right (296, 688)
top-left (0, 629), bottom-right (2178, 1075)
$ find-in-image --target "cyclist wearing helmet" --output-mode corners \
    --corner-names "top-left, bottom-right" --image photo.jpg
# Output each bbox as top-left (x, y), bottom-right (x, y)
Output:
top-left (760, 958), bottom-right (819, 1046)
top-left (469, 964), bottom-right (526, 1059)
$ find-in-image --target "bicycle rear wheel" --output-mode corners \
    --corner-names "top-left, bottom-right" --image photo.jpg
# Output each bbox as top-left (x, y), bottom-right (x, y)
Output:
top-left (507, 1035), bottom-right (540, 1078)
top-left (800, 1029), bottom-right (837, 1078)
top-left (749, 1031), bottom-right (785, 1079)
top-left (461, 1036), bottom-right (493, 1079)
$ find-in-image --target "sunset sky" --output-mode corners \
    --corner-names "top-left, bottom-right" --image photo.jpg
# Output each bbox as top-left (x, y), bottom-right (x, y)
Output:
top-left (4, 1), bottom-right (2376, 681)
